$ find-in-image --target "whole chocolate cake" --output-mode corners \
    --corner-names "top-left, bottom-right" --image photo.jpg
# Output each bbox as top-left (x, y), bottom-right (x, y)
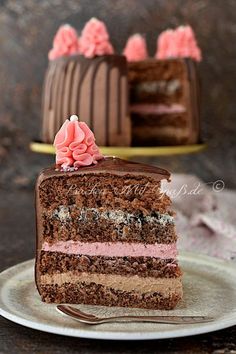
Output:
top-left (40, 20), bottom-right (202, 147)
top-left (35, 115), bottom-right (183, 309)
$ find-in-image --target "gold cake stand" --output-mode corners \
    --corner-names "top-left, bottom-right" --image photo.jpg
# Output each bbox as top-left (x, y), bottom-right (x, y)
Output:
top-left (30, 141), bottom-right (207, 158)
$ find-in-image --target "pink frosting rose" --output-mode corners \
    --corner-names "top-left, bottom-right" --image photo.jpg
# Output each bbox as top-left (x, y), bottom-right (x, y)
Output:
top-left (54, 115), bottom-right (104, 170)
top-left (79, 18), bottom-right (114, 58)
top-left (123, 34), bottom-right (148, 62)
top-left (49, 24), bottom-right (80, 61)
top-left (156, 25), bottom-right (202, 62)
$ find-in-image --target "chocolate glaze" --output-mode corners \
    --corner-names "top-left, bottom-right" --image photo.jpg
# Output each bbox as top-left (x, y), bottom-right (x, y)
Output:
top-left (42, 54), bottom-right (131, 146)
top-left (36, 157), bottom-right (170, 187)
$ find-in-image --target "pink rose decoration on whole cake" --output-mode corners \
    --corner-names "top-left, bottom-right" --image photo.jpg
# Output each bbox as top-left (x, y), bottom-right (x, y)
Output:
top-left (54, 115), bottom-right (104, 170)
top-left (49, 24), bottom-right (80, 61)
top-left (79, 18), bottom-right (114, 58)
top-left (123, 34), bottom-right (148, 62)
top-left (156, 25), bottom-right (202, 62)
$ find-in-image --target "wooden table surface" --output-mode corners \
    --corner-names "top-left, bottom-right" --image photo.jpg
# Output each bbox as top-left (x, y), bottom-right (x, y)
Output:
top-left (0, 189), bottom-right (236, 354)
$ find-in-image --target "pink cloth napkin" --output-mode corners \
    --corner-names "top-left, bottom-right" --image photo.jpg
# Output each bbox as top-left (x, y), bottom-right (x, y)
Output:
top-left (162, 174), bottom-right (236, 260)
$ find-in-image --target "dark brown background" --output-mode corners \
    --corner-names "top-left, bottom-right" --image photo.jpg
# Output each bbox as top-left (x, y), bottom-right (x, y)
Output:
top-left (0, 0), bottom-right (236, 190)
top-left (0, 2), bottom-right (236, 353)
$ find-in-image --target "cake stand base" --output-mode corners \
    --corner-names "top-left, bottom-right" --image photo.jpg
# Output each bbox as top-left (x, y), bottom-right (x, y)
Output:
top-left (30, 142), bottom-right (207, 158)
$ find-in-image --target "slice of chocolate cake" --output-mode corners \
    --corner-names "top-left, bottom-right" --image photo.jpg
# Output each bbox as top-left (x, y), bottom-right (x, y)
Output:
top-left (35, 115), bottom-right (183, 310)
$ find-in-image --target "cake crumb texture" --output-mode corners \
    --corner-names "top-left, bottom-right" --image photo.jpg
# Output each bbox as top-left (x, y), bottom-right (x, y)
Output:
top-left (40, 283), bottom-right (182, 310)
top-left (40, 252), bottom-right (181, 278)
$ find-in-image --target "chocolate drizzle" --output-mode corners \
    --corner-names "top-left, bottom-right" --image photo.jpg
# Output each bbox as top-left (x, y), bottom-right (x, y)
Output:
top-left (41, 55), bottom-right (131, 146)
top-left (89, 59), bottom-right (102, 130)
top-left (76, 58), bottom-right (90, 115)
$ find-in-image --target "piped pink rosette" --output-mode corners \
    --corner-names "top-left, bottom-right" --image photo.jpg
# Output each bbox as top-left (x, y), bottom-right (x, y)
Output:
top-left (123, 34), bottom-right (148, 62)
top-left (156, 25), bottom-right (202, 62)
top-left (79, 18), bottom-right (114, 58)
top-left (49, 24), bottom-right (80, 61)
top-left (54, 115), bottom-right (104, 170)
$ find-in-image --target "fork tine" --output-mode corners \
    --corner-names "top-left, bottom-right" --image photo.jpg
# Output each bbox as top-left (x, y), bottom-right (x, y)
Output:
top-left (67, 306), bottom-right (97, 319)
top-left (57, 305), bottom-right (97, 319)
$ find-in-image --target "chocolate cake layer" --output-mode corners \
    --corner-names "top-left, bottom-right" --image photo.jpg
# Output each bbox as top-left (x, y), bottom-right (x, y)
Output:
top-left (133, 121), bottom-right (190, 146)
top-left (42, 55), bottom-right (131, 146)
top-left (132, 111), bottom-right (189, 145)
top-left (132, 111), bottom-right (187, 128)
top-left (128, 58), bottom-right (187, 83)
top-left (128, 59), bottom-right (187, 105)
top-left (130, 81), bottom-right (182, 105)
top-left (42, 207), bottom-right (176, 243)
top-left (38, 175), bottom-right (171, 217)
top-left (39, 282), bottom-right (182, 309)
top-left (38, 175), bottom-right (171, 214)
top-left (39, 251), bottom-right (181, 278)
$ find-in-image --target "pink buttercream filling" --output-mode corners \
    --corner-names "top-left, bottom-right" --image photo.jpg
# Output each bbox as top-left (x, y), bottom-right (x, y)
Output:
top-left (42, 241), bottom-right (177, 259)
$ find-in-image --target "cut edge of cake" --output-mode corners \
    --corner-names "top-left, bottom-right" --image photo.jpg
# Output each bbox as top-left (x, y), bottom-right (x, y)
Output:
top-left (35, 157), bottom-right (183, 310)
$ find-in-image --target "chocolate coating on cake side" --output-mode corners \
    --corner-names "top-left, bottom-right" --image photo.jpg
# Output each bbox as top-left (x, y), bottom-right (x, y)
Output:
top-left (42, 54), bottom-right (131, 146)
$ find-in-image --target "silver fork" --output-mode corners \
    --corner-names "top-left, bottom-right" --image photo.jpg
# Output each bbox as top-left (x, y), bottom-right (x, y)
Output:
top-left (57, 305), bottom-right (214, 325)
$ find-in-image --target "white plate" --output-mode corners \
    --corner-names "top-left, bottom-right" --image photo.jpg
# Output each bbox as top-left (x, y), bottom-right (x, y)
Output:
top-left (0, 252), bottom-right (236, 340)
